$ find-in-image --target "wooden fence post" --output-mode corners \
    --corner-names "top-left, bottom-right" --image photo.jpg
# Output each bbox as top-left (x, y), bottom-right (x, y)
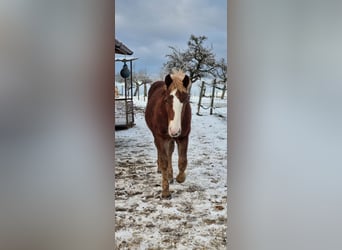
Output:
top-left (144, 82), bottom-right (147, 101)
top-left (210, 79), bottom-right (216, 115)
top-left (221, 83), bottom-right (226, 99)
top-left (197, 81), bottom-right (205, 115)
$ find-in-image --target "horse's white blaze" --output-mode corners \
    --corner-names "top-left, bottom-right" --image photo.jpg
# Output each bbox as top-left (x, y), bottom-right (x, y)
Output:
top-left (169, 89), bottom-right (183, 137)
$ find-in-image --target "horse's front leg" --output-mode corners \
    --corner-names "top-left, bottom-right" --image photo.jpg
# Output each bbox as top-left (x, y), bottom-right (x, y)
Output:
top-left (167, 140), bottom-right (175, 183)
top-left (176, 137), bottom-right (188, 183)
top-left (156, 140), bottom-right (172, 199)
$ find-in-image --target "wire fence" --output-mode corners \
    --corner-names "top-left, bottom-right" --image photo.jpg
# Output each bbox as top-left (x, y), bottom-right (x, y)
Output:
top-left (196, 79), bottom-right (227, 116)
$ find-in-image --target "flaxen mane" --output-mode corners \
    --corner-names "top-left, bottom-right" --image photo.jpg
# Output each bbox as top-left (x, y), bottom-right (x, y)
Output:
top-left (166, 69), bottom-right (190, 93)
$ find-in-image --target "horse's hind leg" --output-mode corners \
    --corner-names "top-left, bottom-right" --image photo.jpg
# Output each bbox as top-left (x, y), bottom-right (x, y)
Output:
top-left (157, 152), bottom-right (162, 173)
top-left (176, 137), bottom-right (188, 183)
top-left (154, 139), bottom-right (161, 173)
top-left (167, 140), bottom-right (175, 183)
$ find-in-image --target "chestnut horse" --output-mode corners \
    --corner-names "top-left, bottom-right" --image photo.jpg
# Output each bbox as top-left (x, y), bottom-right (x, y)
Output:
top-left (145, 70), bottom-right (191, 199)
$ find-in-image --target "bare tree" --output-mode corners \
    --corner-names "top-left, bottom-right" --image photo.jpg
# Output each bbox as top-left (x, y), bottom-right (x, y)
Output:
top-left (163, 46), bottom-right (188, 73)
top-left (132, 70), bottom-right (152, 98)
top-left (212, 58), bottom-right (228, 99)
top-left (184, 35), bottom-right (217, 83)
top-left (164, 35), bottom-right (222, 95)
top-left (164, 35), bottom-right (217, 91)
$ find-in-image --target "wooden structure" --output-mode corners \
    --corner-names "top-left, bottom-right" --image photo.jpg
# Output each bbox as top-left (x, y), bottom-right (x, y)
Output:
top-left (115, 38), bottom-right (137, 130)
top-left (115, 38), bottom-right (133, 55)
top-left (115, 57), bottom-right (138, 129)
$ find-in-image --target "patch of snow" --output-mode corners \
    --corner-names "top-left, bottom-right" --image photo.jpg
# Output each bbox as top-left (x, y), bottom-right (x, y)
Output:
top-left (115, 95), bottom-right (227, 249)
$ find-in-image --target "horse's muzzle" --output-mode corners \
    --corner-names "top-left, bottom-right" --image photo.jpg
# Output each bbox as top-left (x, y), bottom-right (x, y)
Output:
top-left (169, 128), bottom-right (181, 137)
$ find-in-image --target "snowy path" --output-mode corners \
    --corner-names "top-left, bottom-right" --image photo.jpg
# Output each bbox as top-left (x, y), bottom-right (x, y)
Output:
top-left (115, 96), bottom-right (227, 249)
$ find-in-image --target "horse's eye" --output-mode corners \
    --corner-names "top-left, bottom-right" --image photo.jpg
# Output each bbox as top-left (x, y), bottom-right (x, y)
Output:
top-left (165, 96), bottom-right (173, 103)
top-left (181, 97), bottom-right (188, 103)
top-left (180, 96), bottom-right (189, 104)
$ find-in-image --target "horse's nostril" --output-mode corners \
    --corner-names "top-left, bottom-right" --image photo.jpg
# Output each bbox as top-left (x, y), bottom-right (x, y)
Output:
top-left (170, 129), bottom-right (181, 137)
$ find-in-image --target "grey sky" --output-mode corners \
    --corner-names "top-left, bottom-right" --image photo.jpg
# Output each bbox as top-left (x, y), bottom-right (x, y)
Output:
top-left (115, 0), bottom-right (227, 79)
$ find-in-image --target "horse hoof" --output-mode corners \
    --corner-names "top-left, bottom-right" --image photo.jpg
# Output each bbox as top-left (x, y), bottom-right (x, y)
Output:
top-left (169, 178), bottom-right (174, 184)
top-left (161, 193), bottom-right (172, 199)
top-left (157, 169), bottom-right (161, 173)
top-left (176, 174), bottom-right (186, 183)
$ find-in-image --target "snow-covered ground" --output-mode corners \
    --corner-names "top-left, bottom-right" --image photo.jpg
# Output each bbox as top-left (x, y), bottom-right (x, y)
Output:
top-left (115, 95), bottom-right (227, 249)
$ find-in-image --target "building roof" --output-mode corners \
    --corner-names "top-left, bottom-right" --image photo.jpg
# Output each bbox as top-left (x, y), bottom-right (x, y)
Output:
top-left (115, 38), bottom-right (133, 55)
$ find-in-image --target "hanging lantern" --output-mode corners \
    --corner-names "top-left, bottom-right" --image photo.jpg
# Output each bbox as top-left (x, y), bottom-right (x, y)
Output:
top-left (120, 62), bottom-right (130, 78)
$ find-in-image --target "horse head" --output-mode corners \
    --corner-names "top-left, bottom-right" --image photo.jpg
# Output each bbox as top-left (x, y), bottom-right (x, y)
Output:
top-left (163, 70), bottom-right (191, 138)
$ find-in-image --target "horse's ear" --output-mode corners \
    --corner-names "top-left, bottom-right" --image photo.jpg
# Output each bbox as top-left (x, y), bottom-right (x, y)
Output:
top-left (183, 75), bottom-right (190, 89)
top-left (165, 74), bottom-right (172, 88)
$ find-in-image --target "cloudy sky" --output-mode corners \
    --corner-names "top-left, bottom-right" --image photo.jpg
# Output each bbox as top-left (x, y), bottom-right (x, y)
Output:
top-left (115, 0), bottom-right (227, 79)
